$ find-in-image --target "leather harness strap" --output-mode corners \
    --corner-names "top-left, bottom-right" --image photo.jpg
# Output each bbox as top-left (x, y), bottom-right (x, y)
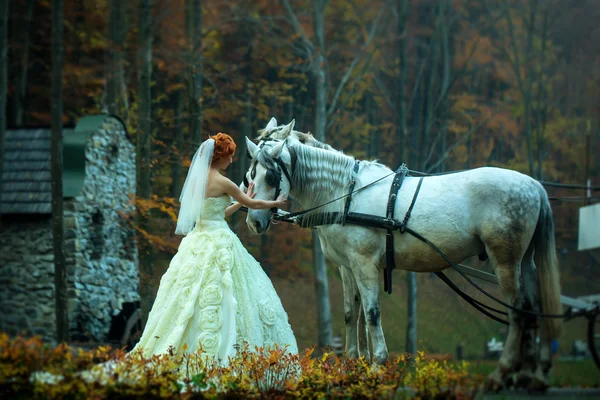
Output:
top-left (384, 164), bottom-right (408, 294)
top-left (342, 161), bottom-right (361, 226)
top-left (269, 159), bottom-right (425, 296)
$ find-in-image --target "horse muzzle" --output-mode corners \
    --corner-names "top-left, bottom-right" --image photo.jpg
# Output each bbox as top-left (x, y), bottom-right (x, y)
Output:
top-left (247, 209), bottom-right (271, 235)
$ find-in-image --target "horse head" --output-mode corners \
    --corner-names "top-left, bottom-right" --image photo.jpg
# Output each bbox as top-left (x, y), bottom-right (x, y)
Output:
top-left (244, 126), bottom-right (295, 235)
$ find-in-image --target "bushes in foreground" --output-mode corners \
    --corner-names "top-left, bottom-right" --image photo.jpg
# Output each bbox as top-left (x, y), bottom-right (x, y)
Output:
top-left (0, 333), bottom-right (483, 399)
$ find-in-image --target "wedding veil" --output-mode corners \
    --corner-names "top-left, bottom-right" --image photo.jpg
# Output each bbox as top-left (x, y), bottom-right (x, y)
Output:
top-left (175, 138), bottom-right (215, 235)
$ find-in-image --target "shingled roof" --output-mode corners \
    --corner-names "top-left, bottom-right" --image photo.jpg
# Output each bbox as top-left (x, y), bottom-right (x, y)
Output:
top-left (1, 128), bottom-right (74, 214)
top-left (1, 116), bottom-right (129, 215)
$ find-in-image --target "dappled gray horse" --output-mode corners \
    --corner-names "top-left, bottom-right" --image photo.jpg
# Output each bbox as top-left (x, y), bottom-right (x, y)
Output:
top-left (244, 119), bottom-right (561, 390)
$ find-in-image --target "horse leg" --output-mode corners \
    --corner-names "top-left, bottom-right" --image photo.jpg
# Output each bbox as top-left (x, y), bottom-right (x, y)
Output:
top-left (351, 260), bottom-right (388, 365)
top-left (512, 243), bottom-right (542, 389)
top-left (531, 325), bottom-right (553, 391)
top-left (486, 254), bottom-right (525, 391)
top-left (340, 265), bottom-right (360, 358)
top-left (357, 303), bottom-right (371, 360)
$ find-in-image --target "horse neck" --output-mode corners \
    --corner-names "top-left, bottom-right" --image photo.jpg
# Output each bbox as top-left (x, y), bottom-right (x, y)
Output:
top-left (290, 145), bottom-right (355, 216)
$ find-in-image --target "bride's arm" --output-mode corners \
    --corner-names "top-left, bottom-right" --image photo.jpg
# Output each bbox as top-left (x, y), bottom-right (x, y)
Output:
top-left (221, 177), bottom-right (286, 210)
top-left (225, 183), bottom-right (256, 217)
top-left (225, 200), bottom-right (243, 217)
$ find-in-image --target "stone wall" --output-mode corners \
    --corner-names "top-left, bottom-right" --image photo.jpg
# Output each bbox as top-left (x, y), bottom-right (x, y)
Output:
top-left (0, 116), bottom-right (139, 343)
top-left (70, 116), bottom-right (139, 341)
top-left (0, 218), bottom-right (57, 342)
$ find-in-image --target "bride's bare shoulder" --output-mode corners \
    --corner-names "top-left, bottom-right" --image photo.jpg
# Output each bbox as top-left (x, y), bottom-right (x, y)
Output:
top-left (206, 170), bottom-right (231, 196)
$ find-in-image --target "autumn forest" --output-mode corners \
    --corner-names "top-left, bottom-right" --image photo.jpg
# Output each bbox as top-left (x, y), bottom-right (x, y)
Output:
top-left (1, 0), bottom-right (599, 356)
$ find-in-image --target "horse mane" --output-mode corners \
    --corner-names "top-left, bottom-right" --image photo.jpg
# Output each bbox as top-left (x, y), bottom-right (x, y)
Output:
top-left (287, 143), bottom-right (357, 225)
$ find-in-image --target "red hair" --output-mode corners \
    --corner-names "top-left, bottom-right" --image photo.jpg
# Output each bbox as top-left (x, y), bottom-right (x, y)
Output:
top-left (210, 133), bottom-right (236, 162)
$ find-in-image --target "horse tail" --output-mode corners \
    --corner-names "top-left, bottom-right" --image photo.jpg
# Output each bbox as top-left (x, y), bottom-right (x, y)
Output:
top-left (533, 184), bottom-right (562, 340)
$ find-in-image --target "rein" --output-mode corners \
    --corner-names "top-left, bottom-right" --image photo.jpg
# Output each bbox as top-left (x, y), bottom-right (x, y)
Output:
top-left (272, 168), bottom-right (399, 222)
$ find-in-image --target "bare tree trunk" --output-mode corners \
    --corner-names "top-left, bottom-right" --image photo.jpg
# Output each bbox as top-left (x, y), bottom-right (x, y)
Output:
top-left (11, 0), bottom-right (34, 126)
top-left (396, 0), bottom-right (409, 166)
top-left (523, 0), bottom-right (537, 178)
top-left (313, 2), bottom-right (327, 142)
top-left (107, 0), bottom-right (128, 116)
top-left (438, 0), bottom-right (451, 173)
top-left (0, 0), bottom-right (9, 222)
top-left (535, 6), bottom-right (549, 180)
top-left (313, 231), bottom-right (333, 350)
top-left (404, 3), bottom-right (420, 350)
top-left (312, 0), bottom-right (334, 351)
top-left (411, 62), bottom-right (423, 167)
top-left (137, 0), bottom-right (153, 314)
top-left (497, 0), bottom-right (538, 176)
top-left (186, 0), bottom-right (202, 146)
top-left (232, 42), bottom-right (253, 232)
top-left (420, 13), bottom-right (439, 171)
top-left (366, 94), bottom-right (380, 158)
top-left (137, 0), bottom-right (152, 200)
top-left (51, 0), bottom-right (68, 343)
top-left (170, 87), bottom-right (184, 198)
top-left (405, 272), bottom-right (417, 354)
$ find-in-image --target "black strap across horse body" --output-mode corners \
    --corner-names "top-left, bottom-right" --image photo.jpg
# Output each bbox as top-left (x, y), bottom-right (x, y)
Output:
top-left (383, 164), bottom-right (408, 295)
top-left (343, 161), bottom-right (361, 226)
top-left (295, 163), bottom-right (424, 295)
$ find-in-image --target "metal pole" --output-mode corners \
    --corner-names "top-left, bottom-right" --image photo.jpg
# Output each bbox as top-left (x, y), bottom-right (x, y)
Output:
top-left (584, 120), bottom-right (591, 206)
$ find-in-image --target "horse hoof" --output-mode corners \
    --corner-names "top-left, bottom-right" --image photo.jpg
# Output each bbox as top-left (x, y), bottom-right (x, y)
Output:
top-left (372, 353), bottom-right (388, 365)
top-left (512, 371), bottom-right (534, 389)
top-left (484, 378), bottom-right (504, 393)
top-left (345, 350), bottom-right (359, 359)
top-left (485, 369), bottom-right (506, 393)
top-left (527, 374), bottom-right (549, 393)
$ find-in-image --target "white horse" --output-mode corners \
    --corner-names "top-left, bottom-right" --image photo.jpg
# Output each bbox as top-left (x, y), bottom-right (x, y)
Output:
top-left (243, 119), bottom-right (562, 390)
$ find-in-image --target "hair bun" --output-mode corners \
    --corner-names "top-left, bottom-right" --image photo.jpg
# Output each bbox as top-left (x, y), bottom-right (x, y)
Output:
top-left (210, 133), bottom-right (237, 162)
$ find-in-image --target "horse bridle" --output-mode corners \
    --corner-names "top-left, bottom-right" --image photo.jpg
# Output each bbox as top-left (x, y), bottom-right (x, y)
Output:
top-left (244, 138), bottom-right (294, 212)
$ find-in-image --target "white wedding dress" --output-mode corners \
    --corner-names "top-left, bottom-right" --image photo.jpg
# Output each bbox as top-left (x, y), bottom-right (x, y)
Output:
top-left (132, 195), bottom-right (298, 362)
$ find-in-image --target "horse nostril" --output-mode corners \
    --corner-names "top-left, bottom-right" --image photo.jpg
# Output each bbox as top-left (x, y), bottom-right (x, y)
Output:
top-left (253, 220), bottom-right (261, 231)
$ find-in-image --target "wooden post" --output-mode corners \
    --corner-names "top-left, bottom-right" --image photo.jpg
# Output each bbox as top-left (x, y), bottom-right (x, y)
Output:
top-left (584, 120), bottom-right (591, 205)
top-left (456, 343), bottom-right (464, 361)
top-left (0, 0), bottom-right (9, 219)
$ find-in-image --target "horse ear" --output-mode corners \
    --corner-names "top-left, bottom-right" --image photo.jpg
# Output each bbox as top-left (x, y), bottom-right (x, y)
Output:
top-left (270, 140), bottom-right (286, 158)
top-left (245, 137), bottom-right (259, 158)
top-left (281, 119), bottom-right (295, 137)
top-left (265, 117), bottom-right (277, 131)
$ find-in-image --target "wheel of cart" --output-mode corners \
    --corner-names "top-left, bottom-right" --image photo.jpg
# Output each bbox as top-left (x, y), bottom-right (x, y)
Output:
top-left (456, 264), bottom-right (600, 372)
top-left (589, 311), bottom-right (600, 369)
top-left (578, 201), bottom-right (600, 369)
top-left (563, 295), bottom-right (600, 369)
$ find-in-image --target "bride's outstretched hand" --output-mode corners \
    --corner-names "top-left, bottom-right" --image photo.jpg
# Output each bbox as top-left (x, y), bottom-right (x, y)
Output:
top-left (247, 182), bottom-right (257, 199)
top-left (274, 193), bottom-right (287, 209)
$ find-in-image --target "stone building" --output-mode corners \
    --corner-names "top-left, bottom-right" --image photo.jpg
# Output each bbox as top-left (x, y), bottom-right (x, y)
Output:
top-left (0, 115), bottom-right (140, 345)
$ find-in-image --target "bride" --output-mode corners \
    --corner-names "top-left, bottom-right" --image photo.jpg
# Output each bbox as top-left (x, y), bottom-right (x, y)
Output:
top-left (131, 133), bottom-right (298, 363)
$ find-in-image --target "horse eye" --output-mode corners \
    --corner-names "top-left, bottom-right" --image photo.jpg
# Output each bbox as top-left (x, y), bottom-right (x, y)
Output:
top-left (246, 150), bottom-right (252, 159)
